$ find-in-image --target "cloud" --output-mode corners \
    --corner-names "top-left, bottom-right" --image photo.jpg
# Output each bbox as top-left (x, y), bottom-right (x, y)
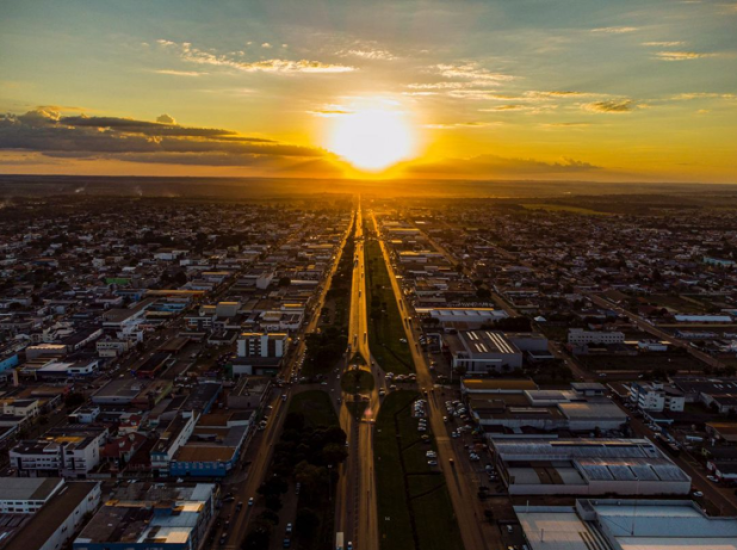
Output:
top-left (308, 108), bottom-right (354, 117)
top-left (671, 92), bottom-right (737, 100)
top-left (655, 51), bottom-right (715, 61)
top-left (156, 114), bottom-right (176, 124)
top-left (424, 121), bottom-right (502, 129)
top-left (481, 104), bottom-right (526, 112)
top-left (340, 48), bottom-right (396, 60)
top-left (582, 99), bottom-right (635, 113)
top-left (642, 41), bottom-right (686, 47)
top-left (406, 154), bottom-right (601, 176)
top-left (434, 63), bottom-right (515, 83)
top-left (154, 69), bottom-right (205, 77)
top-left (591, 26), bottom-right (639, 34)
top-left (541, 122), bottom-right (592, 127)
top-left (0, 107), bottom-right (325, 167)
top-left (159, 40), bottom-right (356, 74)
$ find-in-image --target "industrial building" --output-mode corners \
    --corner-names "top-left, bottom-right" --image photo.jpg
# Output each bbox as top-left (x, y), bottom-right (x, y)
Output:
top-left (516, 499), bottom-right (737, 550)
top-left (491, 438), bottom-right (691, 496)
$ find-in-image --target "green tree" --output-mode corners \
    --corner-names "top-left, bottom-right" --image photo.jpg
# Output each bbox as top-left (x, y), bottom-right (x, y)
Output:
top-left (295, 508), bottom-right (320, 540)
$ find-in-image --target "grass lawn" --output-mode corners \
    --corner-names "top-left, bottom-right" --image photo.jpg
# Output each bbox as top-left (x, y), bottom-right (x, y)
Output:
top-left (374, 390), bottom-right (463, 550)
top-left (288, 390), bottom-right (338, 428)
top-left (365, 238), bottom-right (415, 374)
top-left (340, 368), bottom-right (375, 393)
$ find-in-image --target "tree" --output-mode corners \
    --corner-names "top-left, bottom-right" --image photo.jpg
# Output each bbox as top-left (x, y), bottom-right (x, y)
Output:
top-left (322, 443), bottom-right (348, 466)
top-left (476, 287), bottom-right (491, 300)
top-left (242, 520), bottom-right (272, 550)
top-left (295, 508), bottom-right (320, 540)
top-left (64, 392), bottom-right (85, 410)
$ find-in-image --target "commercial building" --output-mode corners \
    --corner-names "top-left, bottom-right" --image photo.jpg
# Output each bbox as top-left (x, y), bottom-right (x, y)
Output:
top-left (445, 330), bottom-right (523, 373)
top-left (471, 384), bottom-right (626, 434)
top-left (568, 328), bottom-right (625, 346)
top-left (629, 382), bottom-right (686, 412)
top-left (491, 438), bottom-right (691, 496)
top-left (1, 481), bottom-right (101, 550)
top-left (0, 477), bottom-right (65, 514)
top-left (423, 307), bottom-right (508, 329)
top-left (516, 499), bottom-right (737, 550)
top-left (236, 332), bottom-right (289, 358)
top-left (73, 482), bottom-right (215, 550)
top-left (10, 427), bottom-right (107, 479)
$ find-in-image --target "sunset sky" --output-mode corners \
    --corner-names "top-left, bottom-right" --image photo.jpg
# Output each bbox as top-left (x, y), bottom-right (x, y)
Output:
top-left (1, 0), bottom-right (736, 182)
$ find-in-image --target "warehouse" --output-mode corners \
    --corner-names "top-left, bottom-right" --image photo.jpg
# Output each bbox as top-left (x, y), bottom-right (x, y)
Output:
top-left (492, 438), bottom-right (691, 496)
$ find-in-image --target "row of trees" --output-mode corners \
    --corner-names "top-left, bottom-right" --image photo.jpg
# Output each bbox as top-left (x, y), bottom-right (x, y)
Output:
top-left (243, 412), bottom-right (348, 550)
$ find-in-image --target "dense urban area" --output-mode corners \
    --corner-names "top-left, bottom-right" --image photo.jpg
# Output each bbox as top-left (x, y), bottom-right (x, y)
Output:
top-left (2, 192), bottom-right (737, 550)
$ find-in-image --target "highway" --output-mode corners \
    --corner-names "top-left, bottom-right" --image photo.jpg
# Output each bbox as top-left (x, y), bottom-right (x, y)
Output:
top-left (335, 204), bottom-right (381, 550)
top-left (369, 210), bottom-right (495, 550)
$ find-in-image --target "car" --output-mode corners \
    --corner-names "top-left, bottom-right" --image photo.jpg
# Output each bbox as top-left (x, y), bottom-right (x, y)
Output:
top-left (692, 491), bottom-right (704, 498)
top-left (426, 451), bottom-right (437, 458)
top-left (379, 389), bottom-right (386, 397)
top-left (428, 460), bottom-right (438, 466)
top-left (220, 535), bottom-right (227, 545)
top-left (248, 497), bottom-right (254, 506)
top-left (296, 483), bottom-right (301, 495)
top-left (707, 475), bottom-right (718, 483)
top-left (451, 431), bottom-right (460, 438)
top-left (286, 523), bottom-right (293, 534)
top-left (283, 538), bottom-right (291, 548)
top-left (222, 495), bottom-right (235, 503)
top-left (507, 525), bottom-right (514, 534)
top-left (443, 416), bottom-right (449, 422)
top-left (347, 542), bottom-right (353, 550)
top-left (418, 426), bottom-right (427, 432)
top-left (236, 501), bottom-right (243, 511)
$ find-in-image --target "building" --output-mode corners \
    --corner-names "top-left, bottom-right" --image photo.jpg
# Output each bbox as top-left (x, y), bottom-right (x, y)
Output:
top-left (1, 481), bottom-right (101, 550)
top-left (630, 382), bottom-right (685, 412)
top-left (568, 328), bottom-right (625, 346)
top-left (10, 426), bottom-right (107, 479)
top-left (491, 438), bottom-right (691, 496)
top-left (469, 383), bottom-right (626, 434)
top-left (236, 332), bottom-right (289, 358)
top-left (73, 482), bottom-right (215, 550)
top-left (170, 423), bottom-right (249, 478)
top-left (423, 307), bottom-right (508, 329)
top-left (150, 413), bottom-right (196, 476)
top-left (0, 477), bottom-right (65, 514)
top-left (444, 330), bottom-right (523, 373)
top-left (516, 499), bottom-right (737, 550)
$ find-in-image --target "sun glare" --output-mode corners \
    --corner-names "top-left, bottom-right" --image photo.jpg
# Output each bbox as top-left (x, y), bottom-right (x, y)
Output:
top-left (326, 108), bottom-right (415, 171)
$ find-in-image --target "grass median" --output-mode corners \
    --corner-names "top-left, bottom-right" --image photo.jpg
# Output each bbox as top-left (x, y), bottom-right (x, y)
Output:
top-left (374, 390), bottom-right (464, 550)
top-left (365, 238), bottom-right (415, 374)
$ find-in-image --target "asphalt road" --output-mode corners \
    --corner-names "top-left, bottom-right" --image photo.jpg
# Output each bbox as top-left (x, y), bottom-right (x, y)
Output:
top-left (335, 204), bottom-right (381, 550)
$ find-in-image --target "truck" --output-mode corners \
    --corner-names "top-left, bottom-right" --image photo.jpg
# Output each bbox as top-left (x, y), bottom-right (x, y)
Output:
top-left (336, 532), bottom-right (344, 550)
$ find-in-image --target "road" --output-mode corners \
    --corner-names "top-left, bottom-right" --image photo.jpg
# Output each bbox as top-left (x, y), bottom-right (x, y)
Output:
top-left (587, 294), bottom-right (726, 370)
top-left (369, 210), bottom-right (495, 550)
top-left (336, 203), bottom-right (381, 550)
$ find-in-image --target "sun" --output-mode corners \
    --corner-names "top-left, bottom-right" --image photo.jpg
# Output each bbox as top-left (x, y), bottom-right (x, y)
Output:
top-left (326, 107), bottom-right (416, 171)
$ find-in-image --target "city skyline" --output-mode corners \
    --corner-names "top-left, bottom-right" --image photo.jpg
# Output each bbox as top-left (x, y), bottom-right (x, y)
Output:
top-left (1, 0), bottom-right (737, 182)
